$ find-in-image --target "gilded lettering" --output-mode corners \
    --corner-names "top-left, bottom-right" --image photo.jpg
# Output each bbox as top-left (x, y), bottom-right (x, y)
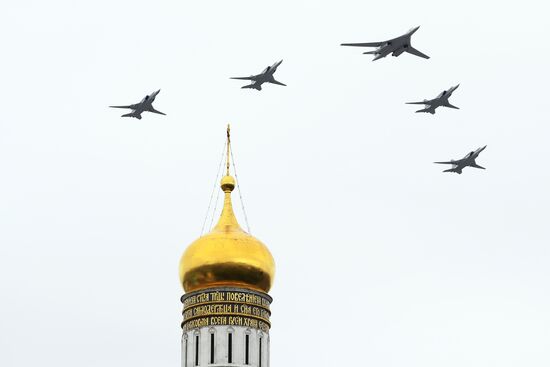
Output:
top-left (197, 293), bottom-right (209, 302)
top-left (210, 316), bottom-right (227, 325)
top-left (228, 316), bottom-right (242, 326)
top-left (211, 292), bottom-right (225, 302)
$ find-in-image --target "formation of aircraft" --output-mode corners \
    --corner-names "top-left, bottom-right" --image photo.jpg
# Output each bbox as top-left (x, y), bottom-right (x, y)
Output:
top-left (434, 146), bottom-right (487, 174)
top-left (406, 84), bottom-right (460, 114)
top-left (340, 26), bottom-right (429, 61)
top-left (109, 27), bottom-right (486, 175)
top-left (230, 60), bottom-right (286, 91)
top-left (109, 90), bottom-right (166, 119)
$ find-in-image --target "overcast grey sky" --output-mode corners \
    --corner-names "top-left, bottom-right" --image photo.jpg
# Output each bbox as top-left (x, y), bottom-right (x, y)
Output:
top-left (1, 1), bottom-right (549, 366)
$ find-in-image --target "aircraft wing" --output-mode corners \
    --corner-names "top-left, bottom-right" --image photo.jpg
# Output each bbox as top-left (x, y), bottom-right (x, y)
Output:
top-left (122, 112), bottom-right (142, 119)
top-left (443, 167), bottom-right (462, 174)
top-left (415, 107), bottom-right (436, 114)
top-left (406, 101), bottom-right (428, 105)
top-left (434, 161), bottom-right (455, 165)
top-left (405, 47), bottom-right (430, 59)
top-left (242, 82), bottom-right (262, 91)
top-left (148, 107), bottom-right (166, 115)
top-left (270, 80), bottom-right (286, 86)
top-left (109, 104), bottom-right (138, 109)
top-left (341, 41), bottom-right (383, 47)
top-left (444, 102), bottom-right (460, 109)
top-left (471, 163), bottom-right (486, 170)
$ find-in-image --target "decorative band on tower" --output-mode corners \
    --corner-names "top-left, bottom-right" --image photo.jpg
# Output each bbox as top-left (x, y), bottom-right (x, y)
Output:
top-left (181, 287), bottom-right (272, 333)
top-left (179, 125), bottom-right (275, 367)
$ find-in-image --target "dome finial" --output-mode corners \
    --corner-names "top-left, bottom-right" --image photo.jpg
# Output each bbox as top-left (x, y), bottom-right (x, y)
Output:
top-left (221, 124), bottom-right (235, 193)
top-left (217, 124), bottom-right (238, 231)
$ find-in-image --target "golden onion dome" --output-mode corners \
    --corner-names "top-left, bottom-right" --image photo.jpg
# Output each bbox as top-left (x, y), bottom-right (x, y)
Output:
top-left (179, 126), bottom-right (275, 293)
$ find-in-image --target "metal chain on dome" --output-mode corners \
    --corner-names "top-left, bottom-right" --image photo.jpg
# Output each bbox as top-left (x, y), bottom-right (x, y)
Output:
top-left (200, 140), bottom-right (227, 236)
top-left (208, 181), bottom-right (222, 232)
top-left (230, 148), bottom-right (251, 234)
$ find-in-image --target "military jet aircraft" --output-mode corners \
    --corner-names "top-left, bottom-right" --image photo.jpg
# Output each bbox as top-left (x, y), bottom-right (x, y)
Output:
top-left (341, 26), bottom-right (429, 61)
top-left (406, 84), bottom-right (460, 114)
top-left (434, 146), bottom-right (487, 174)
top-left (109, 90), bottom-right (166, 119)
top-left (230, 60), bottom-right (286, 91)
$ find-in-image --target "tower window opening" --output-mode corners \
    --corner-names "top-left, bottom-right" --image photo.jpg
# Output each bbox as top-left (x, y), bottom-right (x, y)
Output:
top-left (195, 335), bottom-right (200, 366)
top-left (228, 333), bottom-right (233, 363)
top-left (259, 338), bottom-right (262, 367)
top-left (210, 333), bottom-right (215, 364)
top-left (245, 334), bottom-right (250, 365)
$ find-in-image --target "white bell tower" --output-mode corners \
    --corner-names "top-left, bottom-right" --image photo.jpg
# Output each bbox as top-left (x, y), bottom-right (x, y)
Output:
top-left (178, 125), bottom-right (276, 367)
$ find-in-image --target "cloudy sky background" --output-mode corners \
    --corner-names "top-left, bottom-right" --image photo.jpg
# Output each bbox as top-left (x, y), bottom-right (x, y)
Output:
top-left (1, 1), bottom-right (549, 366)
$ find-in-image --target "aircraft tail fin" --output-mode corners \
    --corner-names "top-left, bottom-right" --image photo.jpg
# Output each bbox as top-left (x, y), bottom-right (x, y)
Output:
top-left (362, 50), bottom-right (378, 55)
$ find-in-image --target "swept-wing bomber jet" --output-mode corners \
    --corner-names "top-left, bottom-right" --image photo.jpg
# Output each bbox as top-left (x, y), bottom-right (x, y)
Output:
top-left (230, 60), bottom-right (286, 91)
top-left (434, 146), bottom-right (487, 174)
top-left (341, 26), bottom-right (430, 61)
top-left (407, 84), bottom-right (460, 114)
top-left (109, 90), bottom-right (166, 119)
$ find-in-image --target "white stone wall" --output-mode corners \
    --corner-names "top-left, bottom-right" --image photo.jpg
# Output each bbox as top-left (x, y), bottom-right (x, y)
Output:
top-left (181, 325), bottom-right (269, 367)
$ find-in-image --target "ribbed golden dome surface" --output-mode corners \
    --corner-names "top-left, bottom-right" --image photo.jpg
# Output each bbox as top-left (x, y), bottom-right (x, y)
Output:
top-left (179, 175), bottom-right (275, 293)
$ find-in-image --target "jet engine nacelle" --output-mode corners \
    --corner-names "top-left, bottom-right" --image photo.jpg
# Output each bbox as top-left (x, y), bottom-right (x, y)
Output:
top-left (392, 48), bottom-right (405, 57)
